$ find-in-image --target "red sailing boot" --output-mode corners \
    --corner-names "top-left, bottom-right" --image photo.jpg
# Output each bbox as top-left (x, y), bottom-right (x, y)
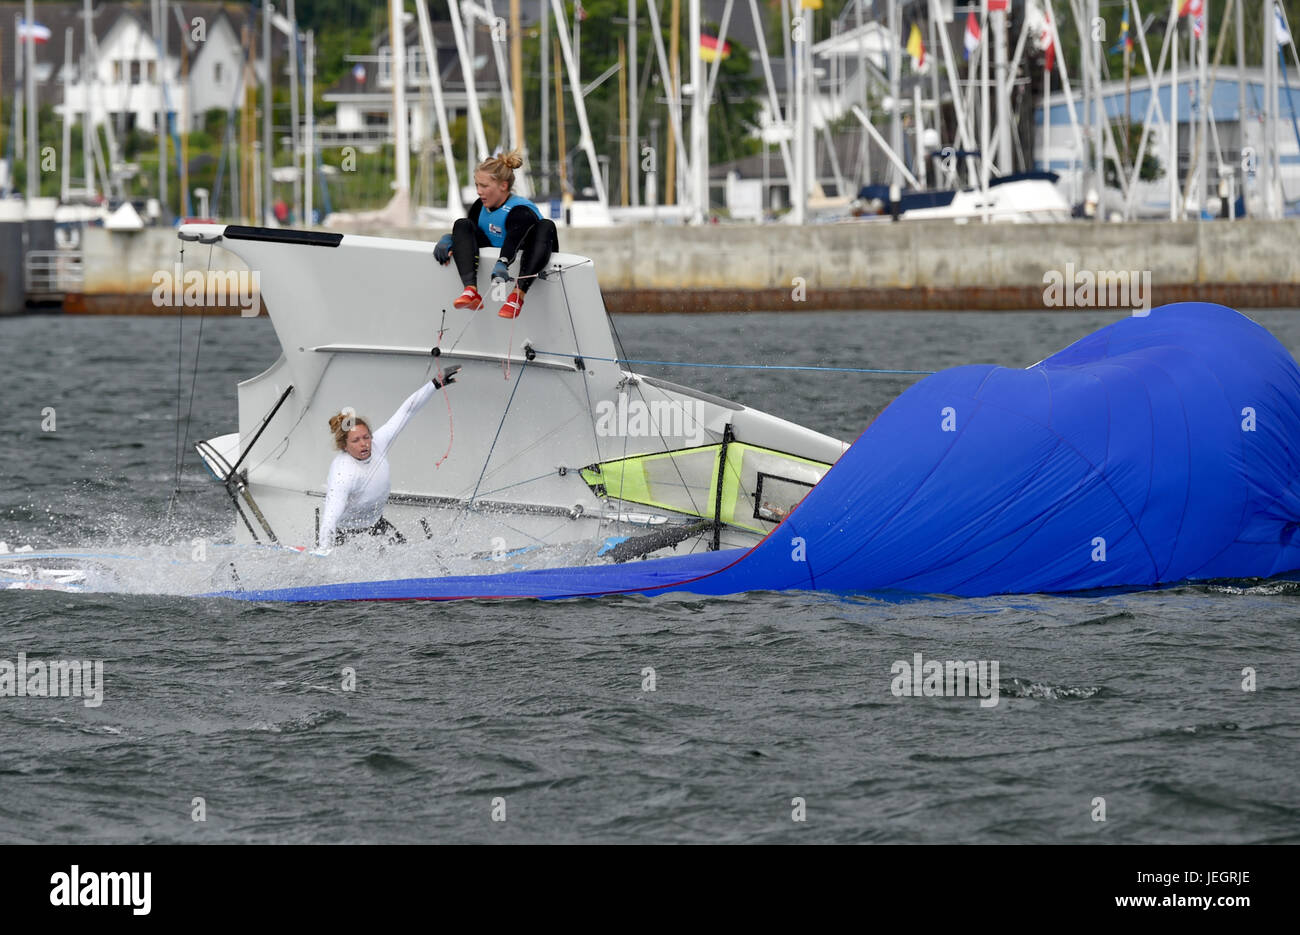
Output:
top-left (498, 288), bottom-right (524, 319)
top-left (453, 285), bottom-right (483, 310)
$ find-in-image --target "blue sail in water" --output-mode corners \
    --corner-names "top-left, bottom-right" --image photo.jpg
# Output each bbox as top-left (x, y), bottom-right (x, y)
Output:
top-left (213, 303), bottom-right (1300, 601)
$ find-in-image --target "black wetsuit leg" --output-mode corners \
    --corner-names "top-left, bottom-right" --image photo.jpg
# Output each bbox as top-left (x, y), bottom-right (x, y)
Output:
top-left (514, 219), bottom-right (559, 294)
top-left (334, 516), bottom-right (406, 546)
top-left (451, 217), bottom-right (492, 287)
top-left (368, 516), bottom-right (406, 545)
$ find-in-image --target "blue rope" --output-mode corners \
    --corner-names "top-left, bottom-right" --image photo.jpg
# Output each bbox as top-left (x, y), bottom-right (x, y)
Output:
top-left (528, 350), bottom-right (935, 376)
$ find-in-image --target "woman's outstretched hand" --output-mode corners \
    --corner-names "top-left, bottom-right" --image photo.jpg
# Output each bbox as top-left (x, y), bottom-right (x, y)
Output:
top-left (433, 365), bottom-right (462, 389)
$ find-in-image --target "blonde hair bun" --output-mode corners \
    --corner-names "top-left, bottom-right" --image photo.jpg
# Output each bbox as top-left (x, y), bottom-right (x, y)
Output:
top-left (477, 150), bottom-right (525, 187)
top-left (329, 410), bottom-right (368, 450)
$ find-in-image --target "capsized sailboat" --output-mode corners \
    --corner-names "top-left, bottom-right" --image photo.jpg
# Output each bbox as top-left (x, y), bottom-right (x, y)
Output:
top-left (205, 296), bottom-right (1300, 601)
top-left (186, 223), bottom-right (850, 569)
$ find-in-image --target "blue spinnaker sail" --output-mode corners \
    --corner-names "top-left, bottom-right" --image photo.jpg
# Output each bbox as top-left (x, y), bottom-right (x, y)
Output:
top-left (211, 303), bottom-right (1300, 601)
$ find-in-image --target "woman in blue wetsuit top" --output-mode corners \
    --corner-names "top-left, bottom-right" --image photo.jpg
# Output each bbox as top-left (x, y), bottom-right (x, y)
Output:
top-left (432, 150), bottom-right (558, 319)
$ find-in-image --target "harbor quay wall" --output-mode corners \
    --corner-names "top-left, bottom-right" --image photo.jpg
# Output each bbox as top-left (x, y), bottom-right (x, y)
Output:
top-left (69, 219), bottom-right (1300, 315)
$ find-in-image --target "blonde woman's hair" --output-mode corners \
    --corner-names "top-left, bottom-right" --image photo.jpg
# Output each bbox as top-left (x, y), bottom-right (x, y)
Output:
top-left (329, 409), bottom-right (370, 451)
top-left (477, 150), bottom-right (525, 190)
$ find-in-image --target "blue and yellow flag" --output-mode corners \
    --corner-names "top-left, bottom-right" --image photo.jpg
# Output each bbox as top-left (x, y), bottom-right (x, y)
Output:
top-left (1110, 8), bottom-right (1133, 54)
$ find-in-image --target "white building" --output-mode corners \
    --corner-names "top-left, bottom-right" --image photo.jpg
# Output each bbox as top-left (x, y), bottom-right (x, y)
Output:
top-left (322, 14), bottom-right (514, 152)
top-left (2, 2), bottom-right (263, 136)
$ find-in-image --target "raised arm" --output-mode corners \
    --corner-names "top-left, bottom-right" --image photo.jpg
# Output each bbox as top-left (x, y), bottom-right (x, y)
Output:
top-left (371, 380), bottom-right (441, 458)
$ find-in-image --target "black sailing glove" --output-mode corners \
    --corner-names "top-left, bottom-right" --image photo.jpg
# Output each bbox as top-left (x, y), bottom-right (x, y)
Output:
top-left (432, 365), bottom-right (462, 389)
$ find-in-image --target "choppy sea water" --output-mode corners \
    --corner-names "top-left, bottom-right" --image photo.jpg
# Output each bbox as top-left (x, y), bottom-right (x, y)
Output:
top-left (1, 309), bottom-right (1298, 843)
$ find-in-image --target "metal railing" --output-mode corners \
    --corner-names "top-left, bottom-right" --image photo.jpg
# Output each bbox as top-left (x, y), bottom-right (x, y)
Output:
top-left (25, 250), bottom-right (85, 296)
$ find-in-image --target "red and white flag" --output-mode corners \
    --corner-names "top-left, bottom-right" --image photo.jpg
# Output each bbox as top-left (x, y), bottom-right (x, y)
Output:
top-left (1040, 10), bottom-right (1055, 72)
top-left (1179, 0), bottom-right (1205, 38)
top-left (964, 12), bottom-right (981, 60)
top-left (18, 20), bottom-right (52, 43)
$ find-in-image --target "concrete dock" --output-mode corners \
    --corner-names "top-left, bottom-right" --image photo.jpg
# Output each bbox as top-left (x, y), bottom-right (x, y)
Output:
top-left (50, 218), bottom-right (1300, 315)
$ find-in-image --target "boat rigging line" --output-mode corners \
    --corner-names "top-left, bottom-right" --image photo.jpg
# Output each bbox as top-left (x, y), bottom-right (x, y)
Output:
top-left (165, 240), bottom-right (217, 530)
top-left (524, 351), bottom-right (936, 376)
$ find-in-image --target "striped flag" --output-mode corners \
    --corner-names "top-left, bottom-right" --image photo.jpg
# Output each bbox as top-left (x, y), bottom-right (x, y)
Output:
top-left (18, 20), bottom-right (52, 43)
top-left (964, 12), bottom-right (981, 60)
top-left (700, 33), bottom-right (731, 63)
top-left (1110, 7), bottom-right (1132, 54)
top-left (907, 22), bottom-right (926, 71)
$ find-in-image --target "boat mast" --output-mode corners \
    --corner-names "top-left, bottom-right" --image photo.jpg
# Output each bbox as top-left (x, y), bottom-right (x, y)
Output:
top-left (629, 0), bottom-right (639, 206)
top-left (26, 0), bottom-right (38, 198)
top-left (1169, 0), bottom-right (1179, 219)
top-left (888, 0), bottom-right (901, 189)
top-left (549, 0), bottom-right (609, 206)
top-left (82, 18), bottom-right (95, 202)
top-left (980, 0), bottom-right (991, 221)
top-left (1092, 0), bottom-right (1104, 223)
top-left (1263, 0), bottom-right (1279, 218)
top-left (445, 0), bottom-right (489, 185)
top-left (689, 0), bottom-right (705, 221)
top-left (511, 0), bottom-right (524, 158)
top-left (541, 0), bottom-right (549, 190)
top-left (667, 0), bottom-right (679, 205)
top-left (62, 27), bottom-right (72, 202)
top-left (993, 0), bottom-right (1011, 175)
top-left (390, 0), bottom-right (410, 224)
top-left (305, 28), bottom-right (314, 224)
top-left (1196, 0), bottom-right (1208, 216)
top-left (287, 0), bottom-right (301, 224)
top-left (414, 0), bottom-right (462, 214)
top-left (263, 0), bottom-right (272, 224)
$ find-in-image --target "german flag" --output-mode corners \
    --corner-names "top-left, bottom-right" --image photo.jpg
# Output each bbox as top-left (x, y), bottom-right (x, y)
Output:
top-left (700, 33), bottom-right (731, 63)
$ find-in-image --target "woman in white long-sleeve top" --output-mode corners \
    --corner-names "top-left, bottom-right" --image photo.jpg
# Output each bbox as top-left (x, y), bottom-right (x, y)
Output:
top-left (317, 366), bottom-right (461, 550)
